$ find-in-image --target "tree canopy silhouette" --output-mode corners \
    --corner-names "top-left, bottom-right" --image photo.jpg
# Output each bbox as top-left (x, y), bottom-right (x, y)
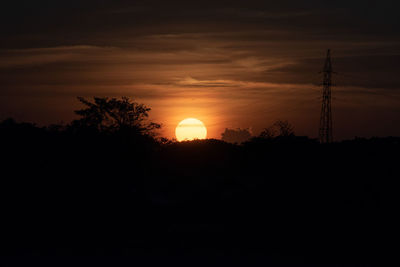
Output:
top-left (72, 97), bottom-right (160, 136)
top-left (221, 128), bottom-right (252, 144)
top-left (259, 120), bottom-right (294, 138)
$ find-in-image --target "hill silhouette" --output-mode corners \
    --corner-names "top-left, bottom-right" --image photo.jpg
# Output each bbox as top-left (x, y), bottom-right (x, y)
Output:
top-left (0, 98), bottom-right (398, 266)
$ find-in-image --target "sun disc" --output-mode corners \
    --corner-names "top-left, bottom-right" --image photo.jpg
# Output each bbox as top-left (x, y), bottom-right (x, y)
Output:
top-left (175, 118), bottom-right (207, 141)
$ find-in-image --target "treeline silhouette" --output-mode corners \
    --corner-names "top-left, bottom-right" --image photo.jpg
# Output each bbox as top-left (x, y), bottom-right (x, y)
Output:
top-left (0, 97), bottom-right (398, 266)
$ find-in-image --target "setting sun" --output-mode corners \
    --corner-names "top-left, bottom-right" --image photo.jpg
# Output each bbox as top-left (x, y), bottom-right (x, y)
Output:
top-left (175, 118), bottom-right (207, 141)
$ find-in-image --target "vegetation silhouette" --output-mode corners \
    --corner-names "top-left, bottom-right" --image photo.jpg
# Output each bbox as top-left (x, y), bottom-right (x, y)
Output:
top-left (221, 128), bottom-right (252, 144)
top-left (0, 97), bottom-right (398, 265)
top-left (72, 96), bottom-right (161, 135)
top-left (259, 119), bottom-right (295, 139)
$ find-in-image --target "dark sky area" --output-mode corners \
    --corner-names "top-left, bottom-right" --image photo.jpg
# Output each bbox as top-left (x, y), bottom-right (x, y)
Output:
top-left (1, 0), bottom-right (400, 139)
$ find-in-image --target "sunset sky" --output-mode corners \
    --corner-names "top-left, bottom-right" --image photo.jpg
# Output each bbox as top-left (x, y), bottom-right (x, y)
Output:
top-left (1, 1), bottom-right (400, 140)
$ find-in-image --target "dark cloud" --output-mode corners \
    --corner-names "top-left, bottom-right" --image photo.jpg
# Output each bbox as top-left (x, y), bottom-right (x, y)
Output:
top-left (2, 1), bottom-right (400, 48)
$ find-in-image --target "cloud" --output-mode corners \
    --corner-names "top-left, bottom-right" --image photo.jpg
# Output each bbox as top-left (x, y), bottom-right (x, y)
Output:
top-left (0, 46), bottom-right (114, 69)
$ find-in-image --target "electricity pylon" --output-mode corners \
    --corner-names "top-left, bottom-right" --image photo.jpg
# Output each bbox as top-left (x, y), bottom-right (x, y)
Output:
top-left (319, 49), bottom-right (333, 143)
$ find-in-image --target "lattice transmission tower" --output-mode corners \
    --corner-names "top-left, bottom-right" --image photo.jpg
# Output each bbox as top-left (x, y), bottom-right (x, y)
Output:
top-left (319, 49), bottom-right (334, 143)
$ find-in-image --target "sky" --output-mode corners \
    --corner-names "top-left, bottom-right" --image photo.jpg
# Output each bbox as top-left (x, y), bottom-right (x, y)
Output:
top-left (1, 0), bottom-right (400, 140)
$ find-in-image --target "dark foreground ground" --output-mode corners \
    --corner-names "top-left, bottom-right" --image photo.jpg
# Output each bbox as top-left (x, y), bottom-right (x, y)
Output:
top-left (0, 121), bottom-right (398, 266)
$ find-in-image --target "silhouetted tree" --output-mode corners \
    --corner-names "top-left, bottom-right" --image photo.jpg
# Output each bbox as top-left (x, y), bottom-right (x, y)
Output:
top-left (71, 97), bottom-right (160, 136)
top-left (259, 127), bottom-right (275, 139)
top-left (259, 120), bottom-right (294, 138)
top-left (274, 120), bottom-right (294, 137)
top-left (221, 128), bottom-right (252, 144)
